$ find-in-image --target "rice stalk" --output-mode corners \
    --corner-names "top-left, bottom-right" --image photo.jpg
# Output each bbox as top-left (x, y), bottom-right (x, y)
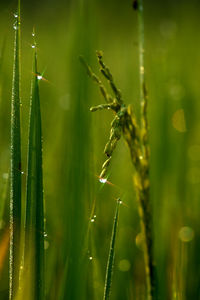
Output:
top-left (10, 1), bottom-right (22, 298)
top-left (135, 1), bottom-right (157, 298)
top-left (81, 45), bottom-right (157, 299)
top-left (103, 199), bottom-right (121, 300)
top-left (22, 31), bottom-right (45, 300)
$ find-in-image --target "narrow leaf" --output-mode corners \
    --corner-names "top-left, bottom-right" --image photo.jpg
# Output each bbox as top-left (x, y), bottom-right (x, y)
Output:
top-left (23, 35), bottom-right (45, 300)
top-left (103, 199), bottom-right (120, 300)
top-left (10, 1), bottom-right (22, 299)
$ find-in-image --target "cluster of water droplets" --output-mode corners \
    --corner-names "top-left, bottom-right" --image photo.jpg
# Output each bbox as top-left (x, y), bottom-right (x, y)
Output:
top-left (99, 178), bottom-right (107, 184)
top-left (13, 13), bottom-right (18, 31)
top-left (90, 214), bottom-right (96, 223)
top-left (37, 75), bottom-right (43, 80)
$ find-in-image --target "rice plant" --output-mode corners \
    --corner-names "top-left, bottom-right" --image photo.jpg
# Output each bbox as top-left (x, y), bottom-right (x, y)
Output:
top-left (0, 0), bottom-right (199, 299)
top-left (81, 43), bottom-right (156, 298)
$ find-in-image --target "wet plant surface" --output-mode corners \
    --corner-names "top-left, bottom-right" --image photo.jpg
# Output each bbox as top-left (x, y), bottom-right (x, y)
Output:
top-left (0, 0), bottom-right (200, 299)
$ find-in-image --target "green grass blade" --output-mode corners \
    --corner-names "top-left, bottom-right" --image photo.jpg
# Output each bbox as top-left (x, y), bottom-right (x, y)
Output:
top-left (23, 35), bottom-right (44, 300)
top-left (10, 1), bottom-right (22, 299)
top-left (103, 199), bottom-right (120, 300)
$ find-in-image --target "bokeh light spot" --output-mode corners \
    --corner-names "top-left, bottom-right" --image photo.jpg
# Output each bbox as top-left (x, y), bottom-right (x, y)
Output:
top-left (179, 226), bottom-right (194, 242)
top-left (187, 167), bottom-right (200, 184)
top-left (188, 145), bottom-right (200, 161)
top-left (118, 259), bottom-right (131, 272)
top-left (172, 109), bottom-right (186, 132)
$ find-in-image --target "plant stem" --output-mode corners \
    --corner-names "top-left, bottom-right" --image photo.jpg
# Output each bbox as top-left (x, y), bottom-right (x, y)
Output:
top-left (10, 1), bottom-right (22, 299)
top-left (136, 1), bottom-right (157, 299)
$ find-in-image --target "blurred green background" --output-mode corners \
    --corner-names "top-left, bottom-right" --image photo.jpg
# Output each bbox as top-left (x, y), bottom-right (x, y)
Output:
top-left (0, 0), bottom-right (200, 299)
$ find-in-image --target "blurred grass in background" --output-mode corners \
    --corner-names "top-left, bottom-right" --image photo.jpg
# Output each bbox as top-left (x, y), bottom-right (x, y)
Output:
top-left (0, 0), bottom-right (200, 299)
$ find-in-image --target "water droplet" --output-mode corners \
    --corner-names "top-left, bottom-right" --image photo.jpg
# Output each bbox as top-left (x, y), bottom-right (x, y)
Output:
top-left (20, 265), bottom-right (23, 270)
top-left (14, 13), bottom-right (18, 18)
top-left (99, 178), bottom-right (107, 184)
top-left (13, 24), bottom-right (17, 30)
top-left (119, 200), bottom-right (122, 205)
top-left (37, 75), bottom-right (42, 80)
top-left (91, 218), bottom-right (95, 223)
top-left (179, 226), bottom-right (194, 242)
top-left (118, 259), bottom-right (131, 272)
top-left (31, 44), bottom-right (36, 49)
top-left (44, 232), bottom-right (48, 238)
top-left (93, 215), bottom-right (96, 219)
top-left (21, 171), bottom-right (24, 175)
top-left (32, 32), bottom-right (35, 37)
top-left (89, 256), bottom-right (93, 260)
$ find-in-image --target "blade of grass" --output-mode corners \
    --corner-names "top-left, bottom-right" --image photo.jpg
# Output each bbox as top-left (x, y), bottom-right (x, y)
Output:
top-left (103, 199), bottom-right (121, 300)
top-left (23, 32), bottom-right (45, 300)
top-left (10, 1), bottom-right (22, 299)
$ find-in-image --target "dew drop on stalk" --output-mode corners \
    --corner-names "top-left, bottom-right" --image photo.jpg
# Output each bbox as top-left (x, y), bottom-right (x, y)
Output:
top-left (31, 44), bottom-right (36, 48)
top-left (44, 232), bottom-right (48, 238)
top-left (14, 13), bottom-right (18, 18)
top-left (32, 32), bottom-right (35, 37)
top-left (93, 215), bottom-right (96, 219)
top-left (21, 171), bottom-right (24, 175)
top-left (91, 218), bottom-right (95, 223)
top-left (37, 75), bottom-right (43, 80)
top-left (99, 178), bottom-right (107, 184)
top-left (89, 256), bottom-right (93, 260)
top-left (13, 24), bottom-right (17, 30)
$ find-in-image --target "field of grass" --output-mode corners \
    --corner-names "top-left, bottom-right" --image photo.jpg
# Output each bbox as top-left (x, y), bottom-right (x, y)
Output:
top-left (0, 0), bottom-right (200, 299)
